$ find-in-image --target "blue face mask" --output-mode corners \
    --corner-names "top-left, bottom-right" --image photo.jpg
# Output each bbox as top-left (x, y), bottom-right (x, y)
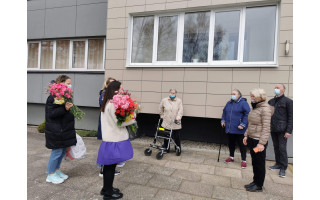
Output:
top-left (68, 85), bottom-right (72, 89)
top-left (231, 95), bottom-right (237, 101)
top-left (169, 94), bottom-right (176, 99)
top-left (274, 89), bottom-right (280, 95)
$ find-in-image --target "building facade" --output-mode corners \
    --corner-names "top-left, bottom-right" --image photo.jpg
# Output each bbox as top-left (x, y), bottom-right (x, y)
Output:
top-left (27, 0), bottom-right (293, 161)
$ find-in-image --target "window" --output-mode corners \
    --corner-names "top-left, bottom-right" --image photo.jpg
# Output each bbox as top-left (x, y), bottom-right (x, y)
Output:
top-left (128, 5), bottom-right (278, 67)
top-left (27, 42), bottom-right (40, 68)
top-left (27, 38), bottom-right (105, 70)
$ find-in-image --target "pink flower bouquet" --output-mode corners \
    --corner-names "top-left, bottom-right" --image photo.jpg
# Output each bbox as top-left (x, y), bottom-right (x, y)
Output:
top-left (47, 83), bottom-right (85, 120)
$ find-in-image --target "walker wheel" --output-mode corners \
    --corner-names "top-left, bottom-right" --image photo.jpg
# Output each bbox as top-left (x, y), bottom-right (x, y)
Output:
top-left (156, 152), bottom-right (163, 160)
top-left (144, 148), bottom-right (152, 156)
top-left (175, 148), bottom-right (181, 156)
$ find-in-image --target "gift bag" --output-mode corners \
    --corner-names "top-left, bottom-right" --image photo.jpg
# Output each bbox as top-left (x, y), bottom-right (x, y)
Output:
top-left (64, 133), bottom-right (86, 161)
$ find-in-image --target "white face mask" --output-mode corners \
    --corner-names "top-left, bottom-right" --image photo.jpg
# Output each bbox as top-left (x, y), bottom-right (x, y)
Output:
top-left (68, 84), bottom-right (72, 89)
top-left (251, 97), bottom-right (256, 103)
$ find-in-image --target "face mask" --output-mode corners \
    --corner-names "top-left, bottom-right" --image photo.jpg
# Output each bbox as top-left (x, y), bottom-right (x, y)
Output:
top-left (169, 94), bottom-right (176, 99)
top-left (251, 97), bottom-right (256, 103)
top-left (274, 89), bottom-right (280, 95)
top-left (68, 85), bottom-right (72, 89)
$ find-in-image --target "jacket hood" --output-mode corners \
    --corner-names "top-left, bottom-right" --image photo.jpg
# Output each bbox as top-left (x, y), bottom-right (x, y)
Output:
top-left (230, 96), bottom-right (247, 103)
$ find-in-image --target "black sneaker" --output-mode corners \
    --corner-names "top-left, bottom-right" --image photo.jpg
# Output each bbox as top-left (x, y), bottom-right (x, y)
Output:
top-left (246, 184), bottom-right (262, 192)
top-left (269, 164), bottom-right (281, 170)
top-left (103, 192), bottom-right (123, 200)
top-left (244, 182), bottom-right (255, 189)
top-left (114, 170), bottom-right (120, 176)
top-left (279, 169), bottom-right (286, 178)
top-left (101, 188), bottom-right (120, 195)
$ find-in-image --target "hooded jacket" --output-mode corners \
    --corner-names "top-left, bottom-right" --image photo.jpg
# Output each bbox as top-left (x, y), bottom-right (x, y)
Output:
top-left (221, 97), bottom-right (251, 134)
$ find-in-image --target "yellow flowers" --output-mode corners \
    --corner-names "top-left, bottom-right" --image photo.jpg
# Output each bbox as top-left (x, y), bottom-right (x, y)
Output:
top-left (125, 114), bottom-right (133, 122)
top-left (54, 97), bottom-right (65, 105)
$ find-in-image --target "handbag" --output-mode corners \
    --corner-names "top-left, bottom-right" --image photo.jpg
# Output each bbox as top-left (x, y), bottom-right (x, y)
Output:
top-left (64, 133), bottom-right (86, 161)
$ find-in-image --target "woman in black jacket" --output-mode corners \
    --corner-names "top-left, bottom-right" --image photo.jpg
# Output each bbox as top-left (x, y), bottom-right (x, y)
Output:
top-left (45, 75), bottom-right (76, 184)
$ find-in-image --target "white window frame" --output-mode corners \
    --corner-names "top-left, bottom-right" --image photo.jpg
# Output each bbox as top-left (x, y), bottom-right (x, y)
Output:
top-left (126, 4), bottom-right (279, 68)
top-left (27, 41), bottom-right (41, 69)
top-left (27, 38), bottom-right (106, 71)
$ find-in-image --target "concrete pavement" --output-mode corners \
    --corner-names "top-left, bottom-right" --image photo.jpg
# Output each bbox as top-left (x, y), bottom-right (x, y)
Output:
top-left (28, 128), bottom-right (293, 200)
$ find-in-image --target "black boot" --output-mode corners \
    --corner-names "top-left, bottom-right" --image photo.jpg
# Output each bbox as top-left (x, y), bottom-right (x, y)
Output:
top-left (101, 188), bottom-right (120, 195)
top-left (244, 182), bottom-right (255, 189)
top-left (103, 192), bottom-right (123, 200)
top-left (246, 184), bottom-right (262, 192)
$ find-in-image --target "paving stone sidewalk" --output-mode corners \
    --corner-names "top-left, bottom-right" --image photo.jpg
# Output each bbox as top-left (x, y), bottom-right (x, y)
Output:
top-left (28, 129), bottom-right (293, 200)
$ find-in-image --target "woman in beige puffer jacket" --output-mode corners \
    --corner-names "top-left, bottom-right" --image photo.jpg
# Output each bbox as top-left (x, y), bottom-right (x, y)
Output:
top-left (243, 88), bottom-right (274, 192)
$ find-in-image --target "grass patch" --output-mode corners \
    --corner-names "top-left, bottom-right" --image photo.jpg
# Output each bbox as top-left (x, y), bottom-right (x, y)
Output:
top-left (76, 129), bottom-right (98, 137)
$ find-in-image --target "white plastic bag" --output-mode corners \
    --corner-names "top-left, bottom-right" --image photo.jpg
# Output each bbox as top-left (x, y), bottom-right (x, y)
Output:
top-left (64, 133), bottom-right (86, 161)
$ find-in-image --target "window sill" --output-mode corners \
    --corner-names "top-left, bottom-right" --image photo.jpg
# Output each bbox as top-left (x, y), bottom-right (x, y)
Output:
top-left (27, 69), bottom-right (105, 74)
top-left (126, 64), bottom-right (279, 68)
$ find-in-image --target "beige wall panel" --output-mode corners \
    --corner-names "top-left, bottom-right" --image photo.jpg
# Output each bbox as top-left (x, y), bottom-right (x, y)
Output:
top-left (107, 18), bottom-right (126, 29)
top-left (141, 81), bottom-right (162, 92)
top-left (142, 69), bottom-right (163, 81)
top-left (212, 0), bottom-right (236, 5)
top-left (146, 3), bottom-right (166, 12)
top-left (183, 93), bottom-right (206, 106)
top-left (123, 69), bottom-right (143, 80)
top-left (207, 71), bottom-right (232, 82)
top-left (141, 92), bottom-right (162, 103)
top-left (207, 82), bottom-right (232, 95)
top-left (108, 7), bottom-right (126, 19)
top-left (280, 17), bottom-right (293, 31)
top-left (126, 0), bottom-right (146, 7)
top-left (188, 0), bottom-right (211, 8)
top-left (126, 5), bottom-right (146, 15)
top-left (140, 102), bottom-right (160, 114)
top-left (206, 106), bottom-right (223, 119)
top-left (184, 82), bottom-right (207, 93)
top-left (231, 83), bottom-right (260, 96)
top-left (105, 59), bottom-right (125, 70)
top-left (166, 1), bottom-right (188, 10)
top-left (206, 94), bottom-right (229, 107)
top-left (107, 29), bottom-right (126, 40)
top-left (105, 69), bottom-right (124, 81)
top-left (233, 70), bottom-right (260, 83)
top-left (183, 105), bottom-right (206, 118)
top-left (236, 0), bottom-right (272, 3)
top-left (281, 0), bottom-right (293, 3)
top-left (184, 70), bottom-right (207, 81)
top-left (259, 83), bottom-right (289, 98)
top-left (162, 82), bottom-right (184, 93)
top-left (108, 0), bottom-right (126, 9)
top-left (208, 68), bottom-right (233, 71)
top-left (122, 81), bottom-right (142, 92)
top-left (106, 39), bottom-right (125, 50)
top-left (261, 65), bottom-right (290, 71)
top-left (280, 3), bottom-right (293, 17)
top-left (260, 71), bottom-right (289, 83)
top-left (289, 70), bottom-right (292, 83)
top-left (131, 92), bottom-right (142, 103)
top-left (288, 84), bottom-right (293, 98)
top-left (278, 43), bottom-right (293, 57)
top-left (161, 93), bottom-right (182, 100)
top-left (146, 0), bottom-right (166, 4)
top-left (106, 49), bottom-right (125, 60)
top-left (162, 70), bottom-right (184, 81)
top-left (279, 30), bottom-right (293, 44)
top-left (278, 56), bottom-right (293, 66)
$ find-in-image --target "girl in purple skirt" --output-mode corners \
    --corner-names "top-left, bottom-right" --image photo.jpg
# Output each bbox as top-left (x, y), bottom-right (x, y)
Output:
top-left (97, 81), bottom-right (136, 200)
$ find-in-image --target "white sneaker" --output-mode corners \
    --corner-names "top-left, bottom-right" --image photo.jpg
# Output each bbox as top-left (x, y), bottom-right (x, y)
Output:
top-left (117, 162), bottom-right (125, 168)
top-left (46, 173), bottom-right (64, 184)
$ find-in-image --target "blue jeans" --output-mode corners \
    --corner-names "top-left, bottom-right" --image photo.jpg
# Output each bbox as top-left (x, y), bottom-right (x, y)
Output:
top-left (46, 148), bottom-right (68, 174)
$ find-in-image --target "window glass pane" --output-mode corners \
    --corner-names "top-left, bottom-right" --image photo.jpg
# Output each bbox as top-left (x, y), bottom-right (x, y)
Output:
top-left (28, 43), bottom-right (39, 68)
top-left (40, 41), bottom-right (53, 69)
top-left (244, 6), bottom-right (277, 62)
top-left (131, 16), bottom-right (154, 63)
top-left (73, 41), bottom-right (86, 68)
top-left (55, 40), bottom-right (70, 69)
top-left (183, 11), bottom-right (210, 63)
top-left (157, 16), bottom-right (178, 61)
top-left (88, 39), bottom-right (104, 69)
top-left (213, 11), bottom-right (240, 61)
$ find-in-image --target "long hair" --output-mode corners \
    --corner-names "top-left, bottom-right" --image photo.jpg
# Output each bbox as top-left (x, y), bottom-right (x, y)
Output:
top-left (100, 80), bottom-right (121, 112)
top-left (55, 75), bottom-right (70, 83)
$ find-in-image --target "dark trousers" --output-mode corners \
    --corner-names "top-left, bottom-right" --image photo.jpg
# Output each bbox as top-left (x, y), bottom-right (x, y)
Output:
top-left (247, 137), bottom-right (267, 187)
top-left (163, 129), bottom-right (181, 151)
top-left (103, 164), bottom-right (117, 193)
top-left (227, 133), bottom-right (247, 161)
top-left (271, 132), bottom-right (288, 170)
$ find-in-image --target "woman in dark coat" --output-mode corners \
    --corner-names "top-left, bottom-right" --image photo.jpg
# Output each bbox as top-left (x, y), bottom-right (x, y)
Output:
top-left (45, 75), bottom-right (76, 184)
top-left (221, 89), bottom-right (250, 168)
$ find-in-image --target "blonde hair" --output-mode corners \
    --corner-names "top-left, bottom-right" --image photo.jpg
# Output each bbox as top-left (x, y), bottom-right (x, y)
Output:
top-left (250, 88), bottom-right (267, 101)
top-left (101, 77), bottom-right (116, 90)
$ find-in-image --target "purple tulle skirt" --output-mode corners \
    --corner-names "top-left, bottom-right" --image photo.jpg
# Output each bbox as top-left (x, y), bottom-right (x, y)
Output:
top-left (97, 139), bottom-right (134, 165)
